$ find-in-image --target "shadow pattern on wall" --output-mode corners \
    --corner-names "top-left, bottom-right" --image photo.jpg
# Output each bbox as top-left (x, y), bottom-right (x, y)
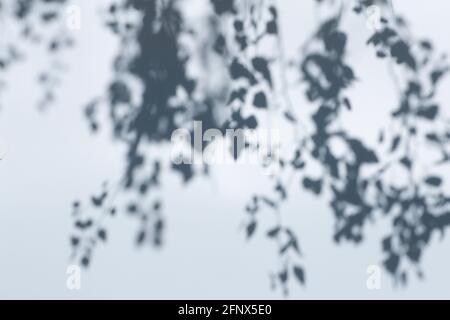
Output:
top-left (1, 0), bottom-right (450, 296)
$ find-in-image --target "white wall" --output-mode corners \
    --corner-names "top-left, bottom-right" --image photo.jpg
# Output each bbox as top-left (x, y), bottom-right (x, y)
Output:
top-left (0, 0), bottom-right (450, 299)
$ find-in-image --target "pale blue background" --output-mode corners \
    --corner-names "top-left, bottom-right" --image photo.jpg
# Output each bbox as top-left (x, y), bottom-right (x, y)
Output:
top-left (1, 0), bottom-right (450, 299)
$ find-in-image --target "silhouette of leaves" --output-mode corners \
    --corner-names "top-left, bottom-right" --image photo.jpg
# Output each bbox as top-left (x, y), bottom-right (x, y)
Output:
top-left (2, 0), bottom-right (450, 295)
